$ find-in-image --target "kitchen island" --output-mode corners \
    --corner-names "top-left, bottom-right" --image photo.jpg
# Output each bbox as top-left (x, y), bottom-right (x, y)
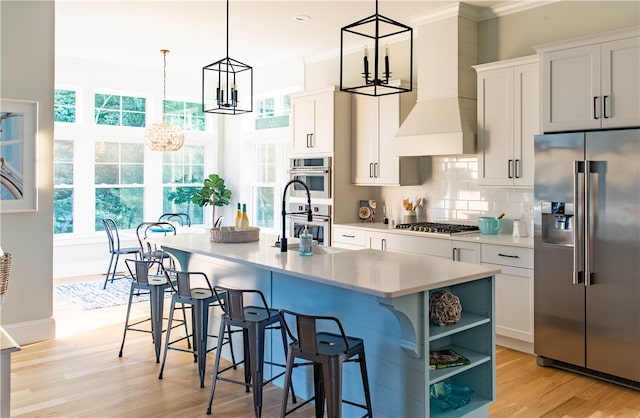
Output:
top-left (155, 232), bottom-right (500, 418)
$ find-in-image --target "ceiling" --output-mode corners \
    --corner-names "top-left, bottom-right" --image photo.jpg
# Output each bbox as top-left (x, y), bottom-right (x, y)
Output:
top-left (55, 0), bottom-right (505, 73)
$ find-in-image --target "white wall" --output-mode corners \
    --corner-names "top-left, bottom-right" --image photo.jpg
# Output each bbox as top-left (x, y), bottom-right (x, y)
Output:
top-left (0, 1), bottom-right (56, 344)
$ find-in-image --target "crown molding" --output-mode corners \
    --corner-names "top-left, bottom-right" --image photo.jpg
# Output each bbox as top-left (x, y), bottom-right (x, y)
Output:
top-left (412, 1), bottom-right (560, 25)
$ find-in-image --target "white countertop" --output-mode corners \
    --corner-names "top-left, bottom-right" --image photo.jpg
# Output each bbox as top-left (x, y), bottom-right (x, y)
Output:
top-left (155, 233), bottom-right (500, 299)
top-left (336, 222), bottom-right (534, 249)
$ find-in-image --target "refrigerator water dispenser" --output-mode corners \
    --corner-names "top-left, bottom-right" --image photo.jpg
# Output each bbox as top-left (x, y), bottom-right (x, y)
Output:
top-left (541, 201), bottom-right (574, 245)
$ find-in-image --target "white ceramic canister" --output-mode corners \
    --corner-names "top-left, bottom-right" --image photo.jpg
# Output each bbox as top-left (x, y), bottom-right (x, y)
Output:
top-left (512, 219), bottom-right (528, 237)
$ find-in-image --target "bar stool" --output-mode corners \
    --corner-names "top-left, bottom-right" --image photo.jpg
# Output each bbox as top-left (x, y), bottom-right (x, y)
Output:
top-left (206, 287), bottom-right (296, 418)
top-left (118, 259), bottom-right (187, 363)
top-left (279, 309), bottom-right (373, 418)
top-left (158, 269), bottom-right (237, 388)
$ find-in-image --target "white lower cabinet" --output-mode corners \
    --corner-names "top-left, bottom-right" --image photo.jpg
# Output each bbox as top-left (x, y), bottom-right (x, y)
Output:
top-left (332, 226), bottom-right (367, 250)
top-left (452, 240), bottom-right (481, 264)
top-left (386, 233), bottom-right (451, 258)
top-left (366, 231), bottom-right (387, 251)
top-left (481, 243), bottom-right (534, 353)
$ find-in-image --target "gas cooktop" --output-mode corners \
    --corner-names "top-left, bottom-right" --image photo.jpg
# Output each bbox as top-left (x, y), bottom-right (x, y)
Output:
top-left (394, 222), bottom-right (480, 235)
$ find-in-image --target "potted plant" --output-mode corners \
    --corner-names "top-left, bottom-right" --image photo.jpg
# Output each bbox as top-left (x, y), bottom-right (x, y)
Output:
top-left (190, 174), bottom-right (232, 227)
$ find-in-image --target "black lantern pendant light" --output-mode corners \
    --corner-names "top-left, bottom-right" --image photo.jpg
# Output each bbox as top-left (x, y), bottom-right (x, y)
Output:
top-left (202, 0), bottom-right (253, 115)
top-left (340, 0), bottom-right (413, 96)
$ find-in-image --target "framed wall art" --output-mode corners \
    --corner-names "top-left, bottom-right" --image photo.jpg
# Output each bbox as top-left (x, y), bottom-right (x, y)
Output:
top-left (0, 98), bottom-right (38, 213)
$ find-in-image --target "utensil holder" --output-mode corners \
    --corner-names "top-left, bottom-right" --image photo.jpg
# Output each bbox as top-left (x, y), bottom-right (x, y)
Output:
top-left (401, 210), bottom-right (417, 224)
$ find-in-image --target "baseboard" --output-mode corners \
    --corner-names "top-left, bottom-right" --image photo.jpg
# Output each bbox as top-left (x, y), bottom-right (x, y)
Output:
top-left (2, 317), bottom-right (56, 345)
top-left (496, 334), bottom-right (533, 354)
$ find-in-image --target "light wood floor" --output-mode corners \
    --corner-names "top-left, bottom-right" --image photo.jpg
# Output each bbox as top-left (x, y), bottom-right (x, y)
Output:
top-left (8, 275), bottom-right (640, 417)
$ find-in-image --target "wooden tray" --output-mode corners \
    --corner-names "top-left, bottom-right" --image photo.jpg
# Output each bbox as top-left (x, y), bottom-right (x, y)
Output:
top-left (210, 226), bottom-right (260, 243)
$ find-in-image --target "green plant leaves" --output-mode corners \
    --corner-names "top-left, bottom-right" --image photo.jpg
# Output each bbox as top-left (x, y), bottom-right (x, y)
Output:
top-left (191, 173), bottom-right (232, 208)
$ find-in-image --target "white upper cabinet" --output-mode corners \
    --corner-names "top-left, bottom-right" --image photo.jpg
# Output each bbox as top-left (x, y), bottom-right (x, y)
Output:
top-left (352, 84), bottom-right (419, 186)
top-left (536, 29), bottom-right (639, 132)
top-left (475, 55), bottom-right (539, 187)
top-left (291, 87), bottom-right (350, 155)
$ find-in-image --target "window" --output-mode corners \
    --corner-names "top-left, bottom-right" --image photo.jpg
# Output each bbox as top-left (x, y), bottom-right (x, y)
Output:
top-left (94, 93), bottom-right (146, 127)
top-left (162, 145), bottom-right (206, 224)
top-left (94, 141), bottom-right (144, 230)
top-left (164, 100), bottom-right (206, 131)
top-left (53, 140), bottom-right (74, 233)
top-left (255, 94), bottom-right (290, 130)
top-left (54, 89), bottom-right (76, 123)
top-left (253, 142), bottom-right (278, 229)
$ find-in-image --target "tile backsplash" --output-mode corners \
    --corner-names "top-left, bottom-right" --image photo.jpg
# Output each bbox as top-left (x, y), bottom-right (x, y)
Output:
top-left (379, 156), bottom-right (534, 227)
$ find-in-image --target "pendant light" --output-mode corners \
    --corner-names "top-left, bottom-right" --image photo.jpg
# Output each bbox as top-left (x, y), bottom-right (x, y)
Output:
top-left (202, 0), bottom-right (253, 115)
top-left (340, 0), bottom-right (413, 96)
top-left (145, 49), bottom-right (185, 151)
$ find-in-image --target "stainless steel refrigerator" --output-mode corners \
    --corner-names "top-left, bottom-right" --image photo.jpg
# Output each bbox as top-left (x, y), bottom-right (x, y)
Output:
top-left (534, 128), bottom-right (640, 388)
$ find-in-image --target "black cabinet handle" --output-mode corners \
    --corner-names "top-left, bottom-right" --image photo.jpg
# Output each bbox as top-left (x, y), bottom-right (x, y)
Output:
top-left (508, 159), bottom-right (514, 179)
top-left (342, 234), bottom-right (355, 238)
top-left (593, 96), bottom-right (599, 120)
top-left (369, 163), bottom-right (374, 178)
top-left (498, 253), bottom-right (519, 258)
top-left (603, 95), bottom-right (609, 119)
top-left (515, 159), bottom-right (521, 179)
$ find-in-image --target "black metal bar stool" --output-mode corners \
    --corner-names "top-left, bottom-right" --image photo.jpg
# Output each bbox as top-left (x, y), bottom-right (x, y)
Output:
top-left (158, 269), bottom-right (237, 388)
top-left (118, 259), bottom-right (187, 363)
top-left (279, 309), bottom-right (373, 418)
top-left (206, 287), bottom-right (296, 418)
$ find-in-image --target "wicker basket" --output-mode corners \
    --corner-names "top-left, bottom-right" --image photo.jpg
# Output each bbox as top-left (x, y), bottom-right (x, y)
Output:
top-left (210, 226), bottom-right (260, 243)
top-left (0, 253), bottom-right (12, 305)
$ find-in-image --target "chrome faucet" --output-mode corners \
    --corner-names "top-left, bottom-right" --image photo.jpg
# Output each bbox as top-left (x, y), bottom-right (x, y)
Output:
top-left (280, 179), bottom-right (312, 252)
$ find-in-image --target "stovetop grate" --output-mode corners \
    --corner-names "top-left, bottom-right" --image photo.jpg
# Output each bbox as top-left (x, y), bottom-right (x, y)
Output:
top-left (394, 222), bottom-right (480, 235)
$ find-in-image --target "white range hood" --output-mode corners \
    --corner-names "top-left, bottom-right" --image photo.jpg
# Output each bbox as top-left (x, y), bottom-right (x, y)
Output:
top-left (394, 5), bottom-right (478, 156)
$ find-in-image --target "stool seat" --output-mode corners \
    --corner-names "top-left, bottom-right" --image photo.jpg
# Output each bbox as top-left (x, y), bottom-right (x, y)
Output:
top-left (279, 310), bottom-right (373, 418)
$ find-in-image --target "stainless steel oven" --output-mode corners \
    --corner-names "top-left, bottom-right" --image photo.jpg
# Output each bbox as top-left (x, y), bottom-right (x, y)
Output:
top-left (289, 157), bottom-right (331, 199)
top-left (289, 203), bottom-right (331, 246)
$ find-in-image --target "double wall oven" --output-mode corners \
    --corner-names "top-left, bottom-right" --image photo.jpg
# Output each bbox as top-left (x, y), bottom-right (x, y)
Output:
top-left (288, 157), bottom-right (332, 245)
top-left (289, 157), bottom-right (331, 199)
top-left (289, 203), bottom-right (331, 246)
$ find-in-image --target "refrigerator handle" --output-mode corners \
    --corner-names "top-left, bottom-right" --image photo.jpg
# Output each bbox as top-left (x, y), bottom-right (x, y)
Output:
top-left (585, 160), bottom-right (592, 286)
top-left (573, 161), bottom-right (584, 285)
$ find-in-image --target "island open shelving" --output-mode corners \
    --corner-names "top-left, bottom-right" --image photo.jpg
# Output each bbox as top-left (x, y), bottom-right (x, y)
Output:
top-left (426, 278), bottom-right (495, 417)
top-left (153, 232), bottom-right (499, 417)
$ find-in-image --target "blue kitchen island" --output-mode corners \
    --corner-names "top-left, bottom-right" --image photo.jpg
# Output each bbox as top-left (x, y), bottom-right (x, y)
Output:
top-left (155, 232), bottom-right (500, 418)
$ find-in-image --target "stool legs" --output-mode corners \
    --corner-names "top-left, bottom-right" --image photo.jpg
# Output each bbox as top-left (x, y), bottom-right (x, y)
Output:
top-left (358, 351), bottom-right (374, 418)
top-left (118, 284), bottom-right (136, 357)
top-left (247, 324), bottom-right (267, 418)
top-left (206, 320), bottom-right (227, 414)
top-left (321, 358), bottom-right (343, 418)
top-left (193, 299), bottom-right (209, 387)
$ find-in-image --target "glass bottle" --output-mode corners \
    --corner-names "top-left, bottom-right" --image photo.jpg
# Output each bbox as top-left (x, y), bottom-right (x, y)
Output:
top-left (299, 225), bottom-right (313, 256)
top-left (240, 203), bottom-right (250, 231)
top-left (234, 203), bottom-right (242, 230)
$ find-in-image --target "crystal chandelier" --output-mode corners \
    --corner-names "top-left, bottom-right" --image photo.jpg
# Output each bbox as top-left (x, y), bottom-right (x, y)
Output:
top-left (145, 49), bottom-right (185, 151)
top-left (340, 0), bottom-right (413, 96)
top-left (202, 0), bottom-right (253, 115)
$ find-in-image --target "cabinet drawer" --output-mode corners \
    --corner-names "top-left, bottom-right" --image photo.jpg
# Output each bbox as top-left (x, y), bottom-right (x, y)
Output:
top-left (332, 227), bottom-right (366, 247)
top-left (481, 244), bottom-right (533, 269)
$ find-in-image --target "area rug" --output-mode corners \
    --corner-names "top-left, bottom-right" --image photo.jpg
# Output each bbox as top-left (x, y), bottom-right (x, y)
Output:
top-left (55, 278), bottom-right (152, 310)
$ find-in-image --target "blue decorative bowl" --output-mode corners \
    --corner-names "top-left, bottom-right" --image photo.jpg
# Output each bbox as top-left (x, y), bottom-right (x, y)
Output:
top-left (430, 382), bottom-right (476, 411)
